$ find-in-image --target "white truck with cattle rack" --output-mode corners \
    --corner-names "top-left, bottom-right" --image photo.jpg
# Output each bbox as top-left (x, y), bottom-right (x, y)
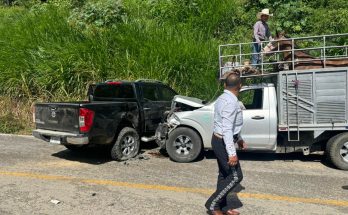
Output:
top-left (155, 33), bottom-right (348, 170)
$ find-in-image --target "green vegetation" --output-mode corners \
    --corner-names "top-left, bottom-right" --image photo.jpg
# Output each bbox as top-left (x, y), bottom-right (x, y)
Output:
top-left (0, 97), bottom-right (30, 134)
top-left (0, 114), bottom-right (24, 133)
top-left (0, 0), bottom-right (348, 133)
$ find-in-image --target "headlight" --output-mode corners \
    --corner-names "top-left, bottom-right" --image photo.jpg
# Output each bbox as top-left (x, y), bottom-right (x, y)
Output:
top-left (169, 114), bottom-right (180, 126)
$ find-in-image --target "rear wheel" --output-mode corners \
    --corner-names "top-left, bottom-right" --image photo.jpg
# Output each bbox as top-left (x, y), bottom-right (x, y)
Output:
top-left (111, 127), bottom-right (140, 161)
top-left (166, 127), bottom-right (202, 163)
top-left (326, 132), bottom-right (348, 170)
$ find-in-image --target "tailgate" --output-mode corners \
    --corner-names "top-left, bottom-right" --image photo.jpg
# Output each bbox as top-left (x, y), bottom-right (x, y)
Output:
top-left (34, 103), bottom-right (81, 133)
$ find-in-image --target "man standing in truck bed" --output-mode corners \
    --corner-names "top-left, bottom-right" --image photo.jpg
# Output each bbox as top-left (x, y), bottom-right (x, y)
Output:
top-left (252, 8), bottom-right (273, 67)
top-left (205, 72), bottom-right (246, 215)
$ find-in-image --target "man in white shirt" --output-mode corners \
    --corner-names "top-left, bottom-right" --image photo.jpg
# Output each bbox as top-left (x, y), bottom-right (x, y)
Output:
top-left (205, 73), bottom-right (247, 215)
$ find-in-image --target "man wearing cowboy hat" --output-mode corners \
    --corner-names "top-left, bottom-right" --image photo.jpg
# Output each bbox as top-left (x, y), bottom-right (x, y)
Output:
top-left (252, 9), bottom-right (273, 67)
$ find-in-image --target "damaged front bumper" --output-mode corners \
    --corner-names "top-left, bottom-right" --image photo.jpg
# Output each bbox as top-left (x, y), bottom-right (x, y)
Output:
top-left (154, 95), bottom-right (205, 149)
top-left (155, 114), bottom-right (180, 148)
top-left (155, 123), bottom-right (169, 148)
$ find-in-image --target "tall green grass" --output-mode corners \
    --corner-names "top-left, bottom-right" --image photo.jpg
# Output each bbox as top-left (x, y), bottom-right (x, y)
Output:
top-left (0, 1), bottom-right (242, 101)
top-left (1, 0), bottom-right (348, 133)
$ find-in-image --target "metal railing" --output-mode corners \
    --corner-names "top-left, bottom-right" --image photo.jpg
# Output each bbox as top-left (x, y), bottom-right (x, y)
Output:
top-left (219, 33), bottom-right (348, 78)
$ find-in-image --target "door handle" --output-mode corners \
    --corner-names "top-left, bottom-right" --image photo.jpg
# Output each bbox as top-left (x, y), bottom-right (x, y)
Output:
top-left (144, 108), bottom-right (151, 111)
top-left (251, 116), bottom-right (264, 120)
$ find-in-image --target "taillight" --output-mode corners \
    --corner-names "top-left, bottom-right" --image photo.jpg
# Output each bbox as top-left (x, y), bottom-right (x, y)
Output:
top-left (79, 108), bottom-right (95, 133)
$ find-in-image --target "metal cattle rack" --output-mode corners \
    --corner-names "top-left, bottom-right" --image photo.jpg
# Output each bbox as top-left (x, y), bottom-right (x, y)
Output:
top-left (219, 33), bottom-right (348, 142)
top-left (219, 33), bottom-right (348, 78)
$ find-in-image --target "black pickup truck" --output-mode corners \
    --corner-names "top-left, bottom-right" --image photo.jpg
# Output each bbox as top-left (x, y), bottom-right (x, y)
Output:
top-left (33, 80), bottom-right (177, 161)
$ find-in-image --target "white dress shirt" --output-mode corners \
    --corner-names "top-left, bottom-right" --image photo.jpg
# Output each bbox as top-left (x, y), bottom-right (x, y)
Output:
top-left (213, 90), bottom-right (243, 157)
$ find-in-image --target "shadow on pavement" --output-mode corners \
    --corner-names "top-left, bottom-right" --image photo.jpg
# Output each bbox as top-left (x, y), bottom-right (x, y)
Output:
top-left (51, 141), bottom-right (335, 169)
top-left (206, 184), bottom-right (245, 212)
top-left (51, 146), bottom-right (113, 165)
top-left (203, 150), bottom-right (333, 167)
top-left (51, 141), bottom-right (162, 165)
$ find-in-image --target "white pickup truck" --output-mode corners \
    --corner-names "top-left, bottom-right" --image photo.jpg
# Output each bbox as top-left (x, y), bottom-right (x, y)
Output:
top-left (156, 68), bottom-right (348, 170)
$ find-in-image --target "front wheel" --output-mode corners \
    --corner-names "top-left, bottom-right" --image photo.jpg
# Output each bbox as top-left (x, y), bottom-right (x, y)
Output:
top-left (111, 127), bottom-right (140, 161)
top-left (166, 127), bottom-right (202, 163)
top-left (326, 132), bottom-right (348, 170)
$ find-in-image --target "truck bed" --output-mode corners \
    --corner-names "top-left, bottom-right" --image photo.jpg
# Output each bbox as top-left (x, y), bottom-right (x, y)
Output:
top-left (35, 100), bottom-right (138, 135)
top-left (277, 67), bottom-right (348, 131)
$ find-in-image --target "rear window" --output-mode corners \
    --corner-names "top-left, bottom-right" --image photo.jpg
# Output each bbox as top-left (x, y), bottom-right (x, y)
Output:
top-left (94, 84), bottom-right (135, 99)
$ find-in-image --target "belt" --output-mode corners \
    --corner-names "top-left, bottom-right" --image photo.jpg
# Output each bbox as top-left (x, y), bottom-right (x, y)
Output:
top-left (213, 133), bottom-right (223, 139)
top-left (214, 133), bottom-right (239, 142)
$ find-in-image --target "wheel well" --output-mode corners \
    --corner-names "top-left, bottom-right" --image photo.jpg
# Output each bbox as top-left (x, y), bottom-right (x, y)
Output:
top-left (317, 131), bottom-right (348, 150)
top-left (291, 130), bottom-right (348, 152)
top-left (277, 131), bottom-right (348, 152)
top-left (114, 120), bottom-right (135, 140)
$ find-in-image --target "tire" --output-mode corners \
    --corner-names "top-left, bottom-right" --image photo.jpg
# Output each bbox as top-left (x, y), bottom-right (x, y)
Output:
top-left (64, 144), bottom-right (87, 151)
top-left (111, 127), bottom-right (140, 161)
top-left (166, 127), bottom-right (202, 163)
top-left (326, 132), bottom-right (348, 170)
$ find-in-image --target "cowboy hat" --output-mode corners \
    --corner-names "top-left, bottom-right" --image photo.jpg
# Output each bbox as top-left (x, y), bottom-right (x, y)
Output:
top-left (257, 9), bottom-right (273, 19)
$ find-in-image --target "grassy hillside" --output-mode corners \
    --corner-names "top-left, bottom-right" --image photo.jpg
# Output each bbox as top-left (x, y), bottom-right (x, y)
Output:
top-left (0, 0), bottom-right (348, 133)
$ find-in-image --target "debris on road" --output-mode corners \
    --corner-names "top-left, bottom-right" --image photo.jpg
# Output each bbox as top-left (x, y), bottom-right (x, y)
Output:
top-left (50, 199), bottom-right (61, 205)
top-left (137, 154), bottom-right (150, 160)
top-left (126, 154), bottom-right (150, 162)
top-left (92, 193), bottom-right (97, 196)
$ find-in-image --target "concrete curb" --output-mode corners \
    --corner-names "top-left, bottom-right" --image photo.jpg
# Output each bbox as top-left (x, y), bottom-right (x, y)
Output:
top-left (0, 133), bottom-right (34, 138)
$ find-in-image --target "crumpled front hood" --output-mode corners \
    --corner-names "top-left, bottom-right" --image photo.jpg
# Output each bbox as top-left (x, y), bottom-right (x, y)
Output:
top-left (172, 95), bottom-right (205, 108)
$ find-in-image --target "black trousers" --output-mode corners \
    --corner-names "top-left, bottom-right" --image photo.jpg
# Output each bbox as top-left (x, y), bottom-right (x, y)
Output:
top-left (205, 135), bottom-right (243, 211)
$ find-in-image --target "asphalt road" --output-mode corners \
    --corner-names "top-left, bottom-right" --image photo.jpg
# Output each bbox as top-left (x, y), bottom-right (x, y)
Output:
top-left (0, 134), bottom-right (347, 215)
